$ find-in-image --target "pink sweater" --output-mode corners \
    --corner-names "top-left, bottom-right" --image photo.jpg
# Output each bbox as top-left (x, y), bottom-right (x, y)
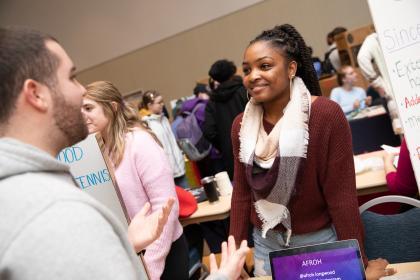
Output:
top-left (115, 129), bottom-right (183, 280)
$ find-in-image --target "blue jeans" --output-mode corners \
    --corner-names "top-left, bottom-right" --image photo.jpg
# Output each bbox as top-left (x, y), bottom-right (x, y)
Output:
top-left (252, 226), bottom-right (337, 276)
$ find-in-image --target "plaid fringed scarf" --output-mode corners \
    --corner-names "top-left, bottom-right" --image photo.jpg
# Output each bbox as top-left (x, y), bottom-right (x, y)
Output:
top-left (239, 77), bottom-right (311, 246)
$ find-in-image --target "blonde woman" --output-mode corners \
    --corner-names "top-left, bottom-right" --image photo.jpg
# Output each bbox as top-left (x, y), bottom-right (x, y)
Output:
top-left (82, 81), bottom-right (188, 280)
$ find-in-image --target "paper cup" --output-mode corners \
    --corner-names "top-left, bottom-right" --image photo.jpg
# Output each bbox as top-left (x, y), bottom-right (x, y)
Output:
top-left (214, 171), bottom-right (233, 196)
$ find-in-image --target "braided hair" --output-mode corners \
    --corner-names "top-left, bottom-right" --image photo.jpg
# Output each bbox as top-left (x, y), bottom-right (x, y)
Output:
top-left (250, 24), bottom-right (321, 96)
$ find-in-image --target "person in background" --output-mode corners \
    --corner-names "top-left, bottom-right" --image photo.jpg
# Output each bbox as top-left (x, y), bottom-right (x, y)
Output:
top-left (323, 26), bottom-right (347, 74)
top-left (330, 65), bottom-right (372, 114)
top-left (357, 32), bottom-right (398, 119)
top-left (384, 138), bottom-right (418, 197)
top-left (180, 84), bottom-right (223, 177)
top-left (203, 59), bottom-right (248, 180)
top-left (181, 84), bottom-right (210, 129)
top-left (176, 84), bottom-right (228, 255)
top-left (229, 23), bottom-right (394, 279)
top-left (83, 82), bottom-right (188, 280)
top-left (138, 92), bottom-right (170, 120)
top-left (140, 90), bottom-right (188, 189)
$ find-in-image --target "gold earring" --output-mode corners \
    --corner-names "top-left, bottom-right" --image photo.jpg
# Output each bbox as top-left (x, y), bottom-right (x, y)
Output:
top-left (289, 75), bottom-right (295, 96)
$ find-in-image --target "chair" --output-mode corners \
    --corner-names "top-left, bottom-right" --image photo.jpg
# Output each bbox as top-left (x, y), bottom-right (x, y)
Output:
top-left (359, 195), bottom-right (420, 263)
top-left (319, 74), bottom-right (338, 98)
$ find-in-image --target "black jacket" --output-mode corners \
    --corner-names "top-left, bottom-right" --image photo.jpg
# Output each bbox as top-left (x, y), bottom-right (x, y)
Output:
top-left (203, 76), bottom-right (248, 179)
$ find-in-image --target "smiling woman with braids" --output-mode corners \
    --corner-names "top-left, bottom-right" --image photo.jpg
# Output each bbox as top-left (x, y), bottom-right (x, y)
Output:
top-left (229, 24), bottom-right (394, 278)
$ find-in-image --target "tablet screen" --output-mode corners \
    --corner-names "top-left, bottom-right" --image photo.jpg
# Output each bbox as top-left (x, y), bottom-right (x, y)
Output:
top-left (270, 240), bottom-right (365, 280)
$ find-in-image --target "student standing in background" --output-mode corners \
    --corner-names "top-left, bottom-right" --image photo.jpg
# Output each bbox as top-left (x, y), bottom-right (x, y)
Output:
top-left (203, 59), bottom-right (248, 180)
top-left (140, 90), bottom-right (188, 188)
top-left (322, 26), bottom-right (347, 73)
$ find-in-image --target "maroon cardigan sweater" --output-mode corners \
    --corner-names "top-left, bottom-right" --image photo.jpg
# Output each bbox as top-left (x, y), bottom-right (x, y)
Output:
top-left (229, 97), bottom-right (366, 262)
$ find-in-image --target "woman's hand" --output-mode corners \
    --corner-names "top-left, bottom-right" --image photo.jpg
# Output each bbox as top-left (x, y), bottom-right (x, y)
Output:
top-left (127, 197), bottom-right (175, 253)
top-left (366, 258), bottom-right (396, 280)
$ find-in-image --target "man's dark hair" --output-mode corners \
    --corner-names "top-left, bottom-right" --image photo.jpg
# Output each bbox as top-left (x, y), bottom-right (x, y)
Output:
top-left (208, 59), bottom-right (236, 83)
top-left (193, 84), bottom-right (209, 96)
top-left (332, 27), bottom-right (347, 37)
top-left (0, 27), bottom-right (59, 124)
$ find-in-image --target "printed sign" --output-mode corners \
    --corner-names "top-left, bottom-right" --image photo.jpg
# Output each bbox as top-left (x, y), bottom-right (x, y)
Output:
top-left (57, 134), bottom-right (129, 227)
top-left (368, 0), bottom-right (420, 192)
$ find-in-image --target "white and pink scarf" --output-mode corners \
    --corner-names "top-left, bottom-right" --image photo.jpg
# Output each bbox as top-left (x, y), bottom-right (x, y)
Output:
top-left (239, 77), bottom-right (311, 245)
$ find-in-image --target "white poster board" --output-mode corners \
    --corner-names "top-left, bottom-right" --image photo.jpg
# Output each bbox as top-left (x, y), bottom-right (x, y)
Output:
top-left (57, 134), bottom-right (150, 279)
top-left (57, 134), bottom-right (129, 227)
top-left (368, 0), bottom-right (420, 193)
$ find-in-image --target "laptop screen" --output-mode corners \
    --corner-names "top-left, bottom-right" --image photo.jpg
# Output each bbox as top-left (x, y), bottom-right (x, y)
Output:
top-left (269, 239), bottom-right (365, 280)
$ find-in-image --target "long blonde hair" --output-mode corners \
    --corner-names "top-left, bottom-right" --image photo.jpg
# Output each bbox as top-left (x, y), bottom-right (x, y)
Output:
top-left (84, 81), bottom-right (160, 166)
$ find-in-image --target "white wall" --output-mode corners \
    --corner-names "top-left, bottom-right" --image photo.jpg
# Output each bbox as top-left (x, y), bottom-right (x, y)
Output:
top-left (0, 0), bottom-right (263, 70)
top-left (74, 0), bottom-right (373, 100)
top-left (0, 0), bottom-right (373, 104)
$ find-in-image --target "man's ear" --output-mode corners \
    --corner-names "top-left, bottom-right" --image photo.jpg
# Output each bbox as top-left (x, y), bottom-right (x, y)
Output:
top-left (22, 79), bottom-right (50, 112)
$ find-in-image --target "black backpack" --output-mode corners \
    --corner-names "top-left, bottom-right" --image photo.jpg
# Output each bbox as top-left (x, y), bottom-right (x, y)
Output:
top-left (322, 47), bottom-right (337, 74)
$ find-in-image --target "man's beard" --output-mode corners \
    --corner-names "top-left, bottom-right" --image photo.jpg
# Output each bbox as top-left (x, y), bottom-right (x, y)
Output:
top-left (51, 90), bottom-right (89, 147)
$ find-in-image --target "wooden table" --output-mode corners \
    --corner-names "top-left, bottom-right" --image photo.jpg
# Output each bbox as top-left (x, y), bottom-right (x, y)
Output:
top-left (249, 261), bottom-right (420, 279)
top-left (180, 150), bottom-right (389, 227)
top-left (181, 150), bottom-right (390, 226)
top-left (180, 195), bottom-right (231, 226)
top-left (355, 150), bottom-right (389, 196)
